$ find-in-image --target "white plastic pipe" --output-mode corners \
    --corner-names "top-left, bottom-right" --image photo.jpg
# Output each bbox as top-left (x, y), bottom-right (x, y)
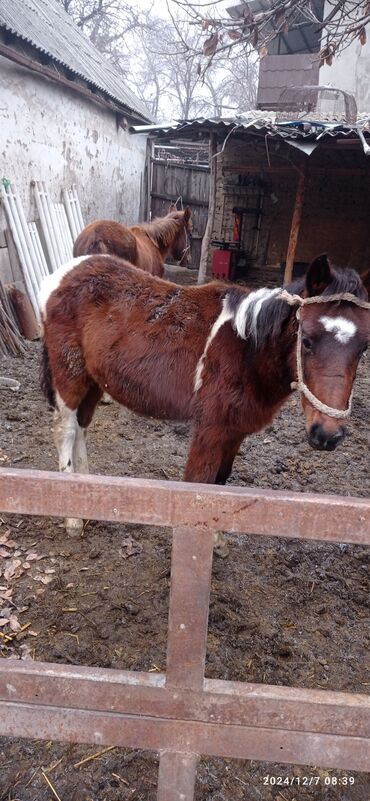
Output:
top-left (42, 182), bottom-right (64, 268)
top-left (28, 222), bottom-right (49, 279)
top-left (13, 191), bottom-right (44, 290)
top-left (63, 188), bottom-right (79, 241)
top-left (34, 183), bottom-right (59, 272)
top-left (1, 186), bottom-right (39, 317)
top-left (72, 184), bottom-right (84, 232)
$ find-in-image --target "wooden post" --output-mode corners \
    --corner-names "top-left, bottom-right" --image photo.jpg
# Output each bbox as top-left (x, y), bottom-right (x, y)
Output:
top-left (141, 138), bottom-right (153, 222)
top-left (198, 132), bottom-right (217, 284)
top-left (283, 164), bottom-right (307, 285)
top-left (158, 524), bottom-right (214, 799)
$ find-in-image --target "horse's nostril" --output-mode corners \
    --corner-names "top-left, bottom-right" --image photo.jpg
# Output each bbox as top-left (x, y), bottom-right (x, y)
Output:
top-left (308, 424), bottom-right (345, 451)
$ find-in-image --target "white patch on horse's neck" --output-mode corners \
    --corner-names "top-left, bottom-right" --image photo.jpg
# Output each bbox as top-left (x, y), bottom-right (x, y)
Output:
top-left (319, 315), bottom-right (357, 344)
top-left (194, 299), bottom-right (233, 392)
top-left (39, 255), bottom-right (92, 317)
top-left (234, 287), bottom-right (281, 340)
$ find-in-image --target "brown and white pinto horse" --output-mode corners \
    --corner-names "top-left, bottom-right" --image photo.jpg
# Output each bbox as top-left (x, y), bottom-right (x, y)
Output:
top-left (40, 253), bottom-right (370, 534)
top-left (73, 207), bottom-right (192, 277)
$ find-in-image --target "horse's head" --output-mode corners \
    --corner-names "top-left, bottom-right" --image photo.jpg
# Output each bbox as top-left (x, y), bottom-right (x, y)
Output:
top-left (296, 255), bottom-right (370, 451)
top-left (169, 207), bottom-right (192, 266)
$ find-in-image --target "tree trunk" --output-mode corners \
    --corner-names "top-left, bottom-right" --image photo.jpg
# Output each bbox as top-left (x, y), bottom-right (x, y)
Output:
top-left (198, 132), bottom-right (217, 285)
top-left (284, 164), bottom-right (307, 285)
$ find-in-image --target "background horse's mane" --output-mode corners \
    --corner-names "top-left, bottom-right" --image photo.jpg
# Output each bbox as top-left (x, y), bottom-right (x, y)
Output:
top-left (139, 211), bottom-right (186, 249)
top-left (227, 266), bottom-right (368, 349)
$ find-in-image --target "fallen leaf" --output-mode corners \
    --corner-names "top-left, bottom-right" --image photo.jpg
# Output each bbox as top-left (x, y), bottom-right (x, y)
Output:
top-left (19, 644), bottom-right (33, 660)
top-left (0, 618), bottom-right (10, 626)
top-left (9, 615), bottom-right (21, 632)
top-left (0, 591), bottom-right (13, 600)
top-left (119, 536), bottom-right (142, 559)
top-left (33, 575), bottom-right (53, 585)
top-left (4, 558), bottom-right (22, 581)
top-left (0, 548), bottom-right (10, 557)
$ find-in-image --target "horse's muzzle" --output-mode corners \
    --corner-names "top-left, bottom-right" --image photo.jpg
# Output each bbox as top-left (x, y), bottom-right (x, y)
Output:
top-left (308, 423), bottom-right (346, 451)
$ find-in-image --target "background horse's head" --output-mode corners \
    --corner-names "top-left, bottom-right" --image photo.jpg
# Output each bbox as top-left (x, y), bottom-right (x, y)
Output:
top-left (296, 255), bottom-right (370, 451)
top-left (168, 206), bottom-right (192, 266)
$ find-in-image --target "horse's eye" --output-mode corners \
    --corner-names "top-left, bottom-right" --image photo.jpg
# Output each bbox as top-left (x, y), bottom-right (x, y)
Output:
top-left (302, 336), bottom-right (312, 351)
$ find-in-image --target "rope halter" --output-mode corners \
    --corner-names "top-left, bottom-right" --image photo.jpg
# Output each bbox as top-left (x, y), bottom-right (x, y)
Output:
top-left (180, 219), bottom-right (191, 262)
top-left (278, 289), bottom-right (370, 419)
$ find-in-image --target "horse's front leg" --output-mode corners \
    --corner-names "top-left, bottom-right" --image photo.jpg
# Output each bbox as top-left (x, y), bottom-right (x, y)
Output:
top-left (184, 429), bottom-right (243, 558)
top-left (184, 427), bottom-right (225, 484)
top-left (184, 428), bottom-right (243, 485)
top-left (215, 435), bottom-right (244, 485)
top-left (53, 393), bottom-right (84, 536)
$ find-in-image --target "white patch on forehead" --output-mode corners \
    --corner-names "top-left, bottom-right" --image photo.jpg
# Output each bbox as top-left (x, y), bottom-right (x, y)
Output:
top-left (234, 287), bottom-right (280, 340)
top-left (39, 256), bottom-right (90, 317)
top-left (319, 315), bottom-right (357, 344)
top-left (194, 299), bottom-right (233, 392)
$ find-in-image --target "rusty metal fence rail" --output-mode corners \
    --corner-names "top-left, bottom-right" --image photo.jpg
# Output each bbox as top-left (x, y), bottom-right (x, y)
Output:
top-left (0, 467), bottom-right (370, 799)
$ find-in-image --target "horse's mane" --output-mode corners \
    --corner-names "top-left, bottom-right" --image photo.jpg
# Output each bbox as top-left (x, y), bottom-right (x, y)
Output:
top-left (138, 212), bottom-right (186, 249)
top-left (226, 267), bottom-right (367, 348)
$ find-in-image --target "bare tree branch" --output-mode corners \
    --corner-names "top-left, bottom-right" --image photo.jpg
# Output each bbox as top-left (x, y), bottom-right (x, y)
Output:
top-left (168, 0), bottom-right (370, 65)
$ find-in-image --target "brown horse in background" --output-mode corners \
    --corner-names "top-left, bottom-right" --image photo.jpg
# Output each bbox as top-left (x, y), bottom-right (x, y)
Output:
top-left (73, 207), bottom-right (192, 277)
top-left (40, 253), bottom-right (370, 534)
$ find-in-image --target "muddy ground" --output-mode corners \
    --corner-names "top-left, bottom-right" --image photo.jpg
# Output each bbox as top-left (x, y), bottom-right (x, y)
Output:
top-left (0, 276), bottom-right (369, 800)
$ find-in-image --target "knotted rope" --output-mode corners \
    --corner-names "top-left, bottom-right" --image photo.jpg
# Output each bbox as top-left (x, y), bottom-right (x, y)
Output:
top-left (278, 289), bottom-right (370, 419)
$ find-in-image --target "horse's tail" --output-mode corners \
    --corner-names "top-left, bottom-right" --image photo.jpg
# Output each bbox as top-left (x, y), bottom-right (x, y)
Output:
top-left (40, 340), bottom-right (56, 409)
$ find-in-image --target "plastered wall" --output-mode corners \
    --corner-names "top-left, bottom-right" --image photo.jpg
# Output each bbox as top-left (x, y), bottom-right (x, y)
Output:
top-left (0, 54), bottom-right (147, 234)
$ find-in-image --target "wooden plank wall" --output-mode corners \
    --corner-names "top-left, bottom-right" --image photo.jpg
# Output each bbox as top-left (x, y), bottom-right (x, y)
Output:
top-left (151, 159), bottom-right (210, 269)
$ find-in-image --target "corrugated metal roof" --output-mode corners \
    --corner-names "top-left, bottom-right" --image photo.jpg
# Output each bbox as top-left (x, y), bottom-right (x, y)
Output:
top-left (131, 115), bottom-right (370, 153)
top-left (0, 0), bottom-right (152, 122)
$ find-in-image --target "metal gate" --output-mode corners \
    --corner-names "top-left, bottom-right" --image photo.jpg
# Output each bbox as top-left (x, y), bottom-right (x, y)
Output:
top-left (1, 467), bottom-right (370, 799)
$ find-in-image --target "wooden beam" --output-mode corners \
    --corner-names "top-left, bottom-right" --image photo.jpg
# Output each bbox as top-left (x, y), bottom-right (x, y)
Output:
top-left (151, 192), bottom-right (208, 209)
top-left (284, 164), bottom-right (307, 284)
top-left (222, 166), bottom-right (370, 177)
top-left (157, 752), bottom-right (198, 801)
top-left (0, 661), bottom-right (369, 771)
top-left (2, 467), bottom-right (370, 545)
top-left (159, 525), bottom-right (213, 797)
top-left (198, 132), bottom-right (217, 284)
top-left (0, 41), bottom-right (146, 122)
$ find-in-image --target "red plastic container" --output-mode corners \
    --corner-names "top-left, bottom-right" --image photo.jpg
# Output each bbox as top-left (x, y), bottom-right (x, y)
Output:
top-left (211, 249), bottom-right (233, 279)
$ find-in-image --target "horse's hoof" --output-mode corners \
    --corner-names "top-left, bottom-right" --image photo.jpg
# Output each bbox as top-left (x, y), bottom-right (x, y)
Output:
top-left (65, 518), bottom-right (84, 537)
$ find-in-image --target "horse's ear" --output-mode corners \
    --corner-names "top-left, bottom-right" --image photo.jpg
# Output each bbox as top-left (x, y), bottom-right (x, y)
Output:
top-left (360, 269), bottom-right (370, 297)
top-left (184, 206), bottom-right (191, 222)
top-left (305, 254), bottom-right (334, 297)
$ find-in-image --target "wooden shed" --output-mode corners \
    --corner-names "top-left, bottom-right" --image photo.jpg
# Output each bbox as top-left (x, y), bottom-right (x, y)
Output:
top-left (131, 116), bottom-right (370, 286)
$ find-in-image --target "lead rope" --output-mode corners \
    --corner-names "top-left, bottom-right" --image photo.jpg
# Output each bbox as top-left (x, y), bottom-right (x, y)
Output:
top-left (278, 289), bottom-right (370, 419)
